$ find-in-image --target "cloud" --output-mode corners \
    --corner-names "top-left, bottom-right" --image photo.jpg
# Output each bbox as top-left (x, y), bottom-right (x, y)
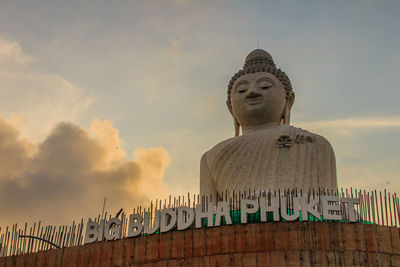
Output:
top-left (90, 118), bottom-right (126, 170)
top-left (0, 116), bottom-right (171, 227)
top-left (0, 37), bottom-right (33, 67)
top-left (298, 117), bottom-right (400, 129)
top-left (296, 116), bottom-right (400, 137)
top-left (338, 160), bottom-right (400, 192)
top-left (295, 116), bottom-right (400, 193)
top-left (0, 35), bottom-right (94, 141)
top-left (133, 147), bottom-right (171, 200)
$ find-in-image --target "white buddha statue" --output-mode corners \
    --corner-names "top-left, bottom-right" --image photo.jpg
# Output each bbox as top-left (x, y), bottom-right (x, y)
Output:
top-left (200, 49), bottom-right (337, 197)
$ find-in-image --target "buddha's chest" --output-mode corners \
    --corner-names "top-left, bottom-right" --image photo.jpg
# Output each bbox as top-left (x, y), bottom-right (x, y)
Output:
top-left (211, 131), bottom-right (317, 191)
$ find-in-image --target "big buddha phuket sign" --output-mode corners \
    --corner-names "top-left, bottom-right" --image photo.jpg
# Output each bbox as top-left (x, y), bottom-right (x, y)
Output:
top-left (84, 195), bottom-right (360, 244)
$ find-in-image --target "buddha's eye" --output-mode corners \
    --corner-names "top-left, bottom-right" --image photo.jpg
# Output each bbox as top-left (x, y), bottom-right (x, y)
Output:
top-left (237, 85), bottom-right (248, 93)
top-left (259, 81), bottom-right (273, 90)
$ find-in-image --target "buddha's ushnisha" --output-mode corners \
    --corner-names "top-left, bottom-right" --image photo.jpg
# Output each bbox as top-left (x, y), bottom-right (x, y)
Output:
top-left (200, 49), bottom-right (337, 196)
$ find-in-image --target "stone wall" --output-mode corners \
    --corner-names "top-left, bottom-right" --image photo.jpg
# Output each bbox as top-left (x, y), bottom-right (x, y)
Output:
top-left (1, 222), bottom-right (399, 266)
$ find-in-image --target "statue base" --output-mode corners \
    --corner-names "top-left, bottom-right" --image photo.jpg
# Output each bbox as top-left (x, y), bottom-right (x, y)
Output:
top-left (1, 221), bottom-right (400, 266)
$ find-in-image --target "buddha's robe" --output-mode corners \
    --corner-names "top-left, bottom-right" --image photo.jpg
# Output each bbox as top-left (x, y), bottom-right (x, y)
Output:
top-left (200, 125), bottom-right (337, 196)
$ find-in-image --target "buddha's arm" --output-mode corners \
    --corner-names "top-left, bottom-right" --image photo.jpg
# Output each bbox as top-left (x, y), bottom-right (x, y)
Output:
top-left (327, 140), bottom-right (338, 189)
top-left (200, 152), bottom-right (217, 197)
top-left (317, 135), bottom-right (338, 190)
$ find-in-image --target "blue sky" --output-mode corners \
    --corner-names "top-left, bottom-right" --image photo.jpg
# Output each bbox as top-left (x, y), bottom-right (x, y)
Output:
top-left (0, 0), bottom-right (399, 225)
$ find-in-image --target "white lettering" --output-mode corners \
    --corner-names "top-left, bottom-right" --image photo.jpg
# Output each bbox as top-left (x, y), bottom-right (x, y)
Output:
top-left (341, 198), bottom-right (360, 222)
top-left (104, 217), bottom-right (122, 241)
top-left (160, 208), bottom-right (177, 233)
top-left (177, 207), bottom-right (195, 230)
top-left (127, 214), bottom-right (143, 237)
top-left (322, 196), bottom-right (342, 220)
top-left (215, 201), bottom-right (232, 226)
top-left (84, 220), bottom-right (99, 244)
top-left (300, 196), bottom-right (320, 221)
top-left (144, 211), bottom-right (160, 234)
top-left (241, 199), bottom-right (259, 224)
top-left (195, 204), bottom-right (214, 228)
top-left (259, 196), bottom-right (280, 222)
top-left (280, 196), bottom-right (300, 221)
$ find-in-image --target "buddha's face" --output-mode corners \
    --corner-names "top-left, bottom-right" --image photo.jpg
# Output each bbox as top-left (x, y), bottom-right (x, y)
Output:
top-left (230, 72), bottom-right (287, 127)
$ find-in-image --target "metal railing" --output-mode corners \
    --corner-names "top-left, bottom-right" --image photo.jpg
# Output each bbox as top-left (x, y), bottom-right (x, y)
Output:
top-left (1, 188), bottom-right (399, 257)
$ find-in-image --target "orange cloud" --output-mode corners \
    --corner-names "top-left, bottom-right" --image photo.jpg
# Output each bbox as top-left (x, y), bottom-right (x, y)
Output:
top-left (0, 116), bottom-right (171, 227)
top-left (0, 35), bottom-right (94, 141)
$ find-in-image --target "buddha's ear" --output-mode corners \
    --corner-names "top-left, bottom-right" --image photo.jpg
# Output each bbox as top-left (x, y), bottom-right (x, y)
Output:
top-left (282, 92), bottom-right (295, 125)
top-left (226, 100), bottom-right (240, 136)
top-left (226, 100), bottom-right (233, 115)
top-left (287, 92), bottom-right (295, 109)
top-left (233, 117), bottom-right (240, 136)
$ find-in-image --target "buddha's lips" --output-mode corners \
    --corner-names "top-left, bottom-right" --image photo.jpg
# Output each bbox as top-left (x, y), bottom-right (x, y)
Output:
top-left (246, 96), bottom-right (263, 104)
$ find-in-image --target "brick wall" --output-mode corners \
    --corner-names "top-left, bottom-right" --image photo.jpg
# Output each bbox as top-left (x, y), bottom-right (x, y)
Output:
top-left (1, 222), bottom-right (399, 266)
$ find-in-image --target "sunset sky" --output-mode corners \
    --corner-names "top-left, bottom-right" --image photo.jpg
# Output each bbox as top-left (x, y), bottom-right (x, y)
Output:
top-left (1, 0), bottom-right (400, 226)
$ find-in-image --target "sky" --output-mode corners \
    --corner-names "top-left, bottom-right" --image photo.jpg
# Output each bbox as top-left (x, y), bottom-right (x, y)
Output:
top-left (0, 0), bottom-right (400, 227)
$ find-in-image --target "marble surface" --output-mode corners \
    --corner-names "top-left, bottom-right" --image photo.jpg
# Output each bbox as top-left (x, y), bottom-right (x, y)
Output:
top-left (200, 49), bottom-right (337, 196)
top-left (200, 125), bottom-right (337, 196)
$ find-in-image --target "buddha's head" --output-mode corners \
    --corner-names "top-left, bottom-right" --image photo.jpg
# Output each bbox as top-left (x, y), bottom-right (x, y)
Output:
top-left (227, 49), bottom-right (294, 136)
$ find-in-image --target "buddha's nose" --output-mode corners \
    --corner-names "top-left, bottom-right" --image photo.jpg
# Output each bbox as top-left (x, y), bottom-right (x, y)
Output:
top-left (246, 91), bottom-right (261, 99)
top-left (247, 84), bottom-right (261, 94)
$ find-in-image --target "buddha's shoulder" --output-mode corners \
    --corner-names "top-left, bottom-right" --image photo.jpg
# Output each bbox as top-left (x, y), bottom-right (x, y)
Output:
top-left (289, 125), bottom-right (333, 146)
top-left (281, 125), bottom-right (335, 151)
top-left (201, 135), bottom-right (238, 166)
top-left (201, 125), bottom-right (334, 165)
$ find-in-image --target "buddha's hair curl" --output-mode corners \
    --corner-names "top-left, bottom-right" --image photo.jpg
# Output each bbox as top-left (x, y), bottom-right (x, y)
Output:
top-left (227, 51), bottom-right (293, 110)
